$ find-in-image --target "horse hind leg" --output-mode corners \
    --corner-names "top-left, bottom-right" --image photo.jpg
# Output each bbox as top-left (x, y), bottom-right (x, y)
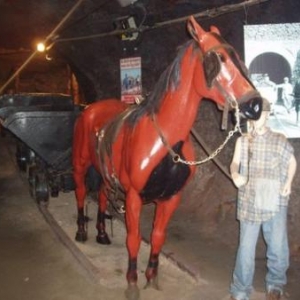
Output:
top-left (72, 114), bottom-right (92, 242)
top-left (145, 194), bottom-right (181, 290)
top-left (96, 187), bottom-right (111, 245)
top-left (73, 161), bottom-right (90, 242)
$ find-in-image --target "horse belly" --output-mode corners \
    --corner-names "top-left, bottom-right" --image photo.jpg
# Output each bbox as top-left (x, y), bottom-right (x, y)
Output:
top-left (140, 141), bottom-right (191, 202)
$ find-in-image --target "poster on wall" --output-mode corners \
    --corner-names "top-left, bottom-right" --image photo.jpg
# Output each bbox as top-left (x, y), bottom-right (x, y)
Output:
top-left (244, 23), bottom-right (300, 138)
top-left (120, 57), bottom-right (142, 104)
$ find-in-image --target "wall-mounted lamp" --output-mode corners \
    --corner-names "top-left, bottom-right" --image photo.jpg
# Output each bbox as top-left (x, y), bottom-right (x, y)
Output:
top-left (36, 40), bottom-right (56, 53)
top-left (36, 41), bottom-right (55, 60)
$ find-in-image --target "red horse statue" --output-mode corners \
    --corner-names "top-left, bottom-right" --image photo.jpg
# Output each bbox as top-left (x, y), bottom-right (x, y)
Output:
top-left (73, 16), bottom-right (262, 300)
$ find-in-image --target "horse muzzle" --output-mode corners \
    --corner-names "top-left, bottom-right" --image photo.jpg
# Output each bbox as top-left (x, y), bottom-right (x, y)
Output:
top-left (238, 92), bottom-right (263, 120)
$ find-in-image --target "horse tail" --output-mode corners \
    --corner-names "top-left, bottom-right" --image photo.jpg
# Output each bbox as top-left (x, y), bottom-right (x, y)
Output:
top-left (73, 112), bottom-right (89, 167)
top-left (72, 109), bottom-right (94, 210)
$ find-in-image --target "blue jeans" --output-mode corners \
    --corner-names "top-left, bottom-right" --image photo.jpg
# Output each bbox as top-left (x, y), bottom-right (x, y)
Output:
top-left (230, 207), bottom-right (289, 300)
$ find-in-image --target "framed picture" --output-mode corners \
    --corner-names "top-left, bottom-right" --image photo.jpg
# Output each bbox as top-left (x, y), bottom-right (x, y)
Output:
top-left (244, 23), bottom-right (300, 138)
top-left (120, 57), bottom-right (142, 104)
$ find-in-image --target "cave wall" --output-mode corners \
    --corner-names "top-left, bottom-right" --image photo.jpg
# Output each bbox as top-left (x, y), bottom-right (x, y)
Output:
top-left (54, 0), bottom-right (300, 102)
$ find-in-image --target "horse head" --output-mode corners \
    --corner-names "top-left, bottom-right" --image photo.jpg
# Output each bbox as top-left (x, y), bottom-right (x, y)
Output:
top-left (187, 16), bottom-right (262, 120)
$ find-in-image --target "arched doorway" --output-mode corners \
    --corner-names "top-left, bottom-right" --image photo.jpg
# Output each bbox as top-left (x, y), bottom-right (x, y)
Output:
top-left (249, 52), bottom-right (292, 84)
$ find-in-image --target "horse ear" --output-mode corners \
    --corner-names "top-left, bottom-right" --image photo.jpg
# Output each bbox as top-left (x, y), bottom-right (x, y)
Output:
top-left (210, 25), bottom-right (220, 35)
top-left (187, 16), bottom-right (206, 42)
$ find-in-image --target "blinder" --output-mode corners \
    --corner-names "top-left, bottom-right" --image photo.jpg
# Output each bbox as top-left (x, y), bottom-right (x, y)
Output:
top-left (203, 51), bottom-right (221, 88)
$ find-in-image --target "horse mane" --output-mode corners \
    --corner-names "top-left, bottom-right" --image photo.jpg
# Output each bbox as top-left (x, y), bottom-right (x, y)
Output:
top-left (210, 32), bottom-right (251, 82)
top-left (127, 40), bottom-right (198, 126)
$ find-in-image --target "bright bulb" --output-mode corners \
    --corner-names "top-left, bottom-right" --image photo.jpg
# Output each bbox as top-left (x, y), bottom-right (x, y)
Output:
top-left (37, 42), bottom-right (46, 52)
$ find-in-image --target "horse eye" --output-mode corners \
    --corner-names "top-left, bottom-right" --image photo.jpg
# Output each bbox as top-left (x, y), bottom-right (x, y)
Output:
top-left (217, 53), bottom-right (226, 62)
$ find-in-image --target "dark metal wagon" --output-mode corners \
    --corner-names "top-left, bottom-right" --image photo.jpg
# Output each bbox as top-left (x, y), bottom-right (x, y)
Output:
top-left (0, 93), bottom-right (83, 203)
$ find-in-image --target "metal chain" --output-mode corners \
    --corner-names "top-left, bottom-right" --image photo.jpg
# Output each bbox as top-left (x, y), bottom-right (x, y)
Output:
top-left (178, 100), bottom-right (241, 165)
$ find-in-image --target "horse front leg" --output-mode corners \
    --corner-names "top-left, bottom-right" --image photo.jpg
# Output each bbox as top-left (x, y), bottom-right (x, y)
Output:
top-left (96, 187), bottom-right (111, 244)
top-left (124, 188), bottom-right (142, 300)
top-left (145, 194), bottom-right (181, 290)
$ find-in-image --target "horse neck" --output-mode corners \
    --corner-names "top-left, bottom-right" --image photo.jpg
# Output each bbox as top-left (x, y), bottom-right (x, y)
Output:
top-left (157, 47), bottom-right (203, 137)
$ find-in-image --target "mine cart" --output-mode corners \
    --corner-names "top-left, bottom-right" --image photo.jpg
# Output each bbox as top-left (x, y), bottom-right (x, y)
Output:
top-left (0, 93), bottom-right (83, 203)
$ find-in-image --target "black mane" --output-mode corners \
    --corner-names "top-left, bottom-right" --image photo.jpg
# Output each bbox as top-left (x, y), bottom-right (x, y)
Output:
top-left (127, 40), bottom-right (198, 125)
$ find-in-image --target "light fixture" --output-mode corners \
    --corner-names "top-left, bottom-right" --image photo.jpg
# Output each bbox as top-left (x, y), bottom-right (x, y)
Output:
top-left (121, 17), bottom-right (139, 41)
top-left (36, 41), bottom-right (55, 60)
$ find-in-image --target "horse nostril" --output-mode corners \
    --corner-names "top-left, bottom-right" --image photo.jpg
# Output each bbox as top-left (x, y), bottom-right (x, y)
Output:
top-left (250, 97), bottom-right (263, 116)
top-left (240, 97), bottom-right (263, 120)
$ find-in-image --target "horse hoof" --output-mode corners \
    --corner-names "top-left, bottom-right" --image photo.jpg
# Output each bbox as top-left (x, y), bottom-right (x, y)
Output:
top-left (75, 231), bottom-right (87, 242)
top-left (144, 276), bottom-right (160, 291)
top-left (125, 285), bottom-right (140, 300)
top-left (96, 233), bottom-right (111, 245)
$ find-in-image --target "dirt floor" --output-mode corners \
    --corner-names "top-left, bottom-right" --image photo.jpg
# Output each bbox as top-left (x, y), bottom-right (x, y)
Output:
top-left (0, 133), bottom-right (299, 300)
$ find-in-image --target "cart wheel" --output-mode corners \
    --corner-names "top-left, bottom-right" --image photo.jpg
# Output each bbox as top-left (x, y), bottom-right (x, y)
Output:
top-left (16, 144), bottom-right (27, 172)
top-left (28, 166), bottom-right (37, 198)
top-left (51, 186), bottom-right (59, 198)
top-left (35, 173), bottom-right (49, 204)
top-left (27, 149), bottom-right (36, 166)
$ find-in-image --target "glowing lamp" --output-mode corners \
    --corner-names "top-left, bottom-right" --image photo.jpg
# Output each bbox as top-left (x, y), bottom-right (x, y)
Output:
top-left (37, 42), bottom-right (46, 52)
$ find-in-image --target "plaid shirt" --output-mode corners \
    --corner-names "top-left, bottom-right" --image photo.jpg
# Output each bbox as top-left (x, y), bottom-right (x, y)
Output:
top-left (237, 128), bottom-right (293, 222)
